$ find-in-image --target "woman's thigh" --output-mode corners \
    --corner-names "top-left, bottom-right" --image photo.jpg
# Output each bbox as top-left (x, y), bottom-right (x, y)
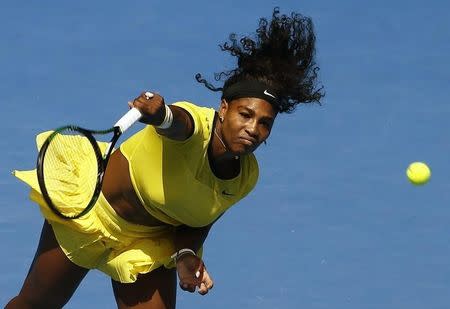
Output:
top-left (112, 266), bottom-right (177, 309)
top-left (6, 220), bottom-right (89, 308)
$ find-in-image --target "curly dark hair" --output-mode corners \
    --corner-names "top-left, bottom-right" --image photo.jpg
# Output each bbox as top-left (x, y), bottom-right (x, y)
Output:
top-left (196, 7), bottom-right (325, 113)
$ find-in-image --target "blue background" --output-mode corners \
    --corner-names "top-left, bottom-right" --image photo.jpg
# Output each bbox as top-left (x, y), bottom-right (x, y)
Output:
top-left (1, 0), bottom-right (449, 308)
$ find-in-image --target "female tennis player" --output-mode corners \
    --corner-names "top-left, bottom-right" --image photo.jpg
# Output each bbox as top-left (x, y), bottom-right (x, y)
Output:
top-left (7, 8), bottom-right (324, 309)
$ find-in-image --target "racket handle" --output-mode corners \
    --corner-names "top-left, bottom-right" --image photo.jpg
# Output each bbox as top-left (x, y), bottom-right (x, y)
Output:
top-left (115, 108), bottom-right (142, 133)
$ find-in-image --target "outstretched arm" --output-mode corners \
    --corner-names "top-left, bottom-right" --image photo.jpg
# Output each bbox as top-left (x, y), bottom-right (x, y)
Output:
top-left (129, 92), bottom-right (194, 141)
top-left (174, 223), bottom-right (215, 295)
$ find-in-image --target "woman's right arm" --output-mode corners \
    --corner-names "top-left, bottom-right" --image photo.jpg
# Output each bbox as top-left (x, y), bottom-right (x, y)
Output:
top-left (130, 92), bottom-right (194, 141)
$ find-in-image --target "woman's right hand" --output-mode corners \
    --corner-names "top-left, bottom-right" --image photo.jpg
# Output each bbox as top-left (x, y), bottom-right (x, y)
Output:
top-left (128, 91), bottom-right (166, 126)
top-left (176, 254), bottom-right (214, 295)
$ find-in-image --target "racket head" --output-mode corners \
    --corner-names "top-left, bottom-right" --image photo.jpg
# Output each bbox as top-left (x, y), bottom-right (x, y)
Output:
top-left (36, 126), bottom-right (105, 219)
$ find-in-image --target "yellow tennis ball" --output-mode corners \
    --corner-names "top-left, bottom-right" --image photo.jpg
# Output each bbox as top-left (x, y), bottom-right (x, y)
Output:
top-left (406, 162), bottom-right (431, 185)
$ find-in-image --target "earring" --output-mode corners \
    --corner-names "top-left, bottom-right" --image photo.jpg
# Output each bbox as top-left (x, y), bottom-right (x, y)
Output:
top-left (219, 116), bottom-right (224, 122)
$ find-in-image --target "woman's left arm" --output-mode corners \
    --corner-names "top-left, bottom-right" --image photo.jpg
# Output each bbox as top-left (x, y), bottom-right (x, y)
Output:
top-left (174, 223), bottom-right (215, 295)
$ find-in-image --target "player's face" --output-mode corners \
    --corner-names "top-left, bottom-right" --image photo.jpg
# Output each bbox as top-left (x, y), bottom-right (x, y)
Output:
top-left (219, 97), bottom-right (277, 154)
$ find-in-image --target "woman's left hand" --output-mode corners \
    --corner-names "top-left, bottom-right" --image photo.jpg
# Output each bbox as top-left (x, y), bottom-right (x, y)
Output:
top-left (176, 254), bottom-right (214, 295)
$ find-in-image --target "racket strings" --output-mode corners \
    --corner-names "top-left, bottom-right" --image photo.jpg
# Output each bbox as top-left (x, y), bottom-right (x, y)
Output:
top-left (42, 130), bottom-right (101, 217)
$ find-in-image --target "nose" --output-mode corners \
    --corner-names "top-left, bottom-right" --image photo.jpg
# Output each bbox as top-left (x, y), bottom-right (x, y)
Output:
top-left (245, 120), bottom-right (258, 139)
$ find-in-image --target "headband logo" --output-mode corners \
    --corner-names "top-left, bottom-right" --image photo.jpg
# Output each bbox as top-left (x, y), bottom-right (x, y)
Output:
top-left (264, 90), bottom-right (276, 99)
top-left (222, 80), bottom-right (278, 104)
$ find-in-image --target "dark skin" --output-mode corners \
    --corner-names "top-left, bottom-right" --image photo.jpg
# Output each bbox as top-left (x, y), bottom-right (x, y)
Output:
top-left (6, 92), bottom-right (277, 309)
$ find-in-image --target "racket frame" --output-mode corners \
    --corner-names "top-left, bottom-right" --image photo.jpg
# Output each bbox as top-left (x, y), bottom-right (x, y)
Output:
top-left (36, 107), bottom-right (142, 219)
top-left (37, 126), bottom-right (119, 219)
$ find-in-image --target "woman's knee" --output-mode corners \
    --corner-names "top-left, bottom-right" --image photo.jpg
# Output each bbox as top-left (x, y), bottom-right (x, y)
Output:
top-left (6, 292), bottom-right (70, 309)
top-left (6, 221), bottom-right (89, 308)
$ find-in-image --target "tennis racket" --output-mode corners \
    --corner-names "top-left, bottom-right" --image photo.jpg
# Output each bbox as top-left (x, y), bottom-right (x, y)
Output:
top-left (36, 93), bottom-right (150, 219)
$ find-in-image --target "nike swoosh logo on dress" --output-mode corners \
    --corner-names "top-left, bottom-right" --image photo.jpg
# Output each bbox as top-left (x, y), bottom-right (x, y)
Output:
top-left (222, 190), bottom-right (234, 196)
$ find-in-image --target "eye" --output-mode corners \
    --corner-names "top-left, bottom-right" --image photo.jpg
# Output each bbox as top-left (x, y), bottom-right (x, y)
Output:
top-left (240, 112), bottom-right (251, 118)
top-left (260, 120), bottom-right (272, 129)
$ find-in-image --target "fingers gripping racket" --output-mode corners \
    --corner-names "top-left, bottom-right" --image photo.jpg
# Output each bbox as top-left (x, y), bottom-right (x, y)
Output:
top-left (37, 102), bottom-right (145, 219)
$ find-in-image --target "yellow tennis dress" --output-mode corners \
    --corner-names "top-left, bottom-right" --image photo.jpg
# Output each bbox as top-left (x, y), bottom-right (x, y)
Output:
top-left (13, 101), bottom-right (259, 283)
